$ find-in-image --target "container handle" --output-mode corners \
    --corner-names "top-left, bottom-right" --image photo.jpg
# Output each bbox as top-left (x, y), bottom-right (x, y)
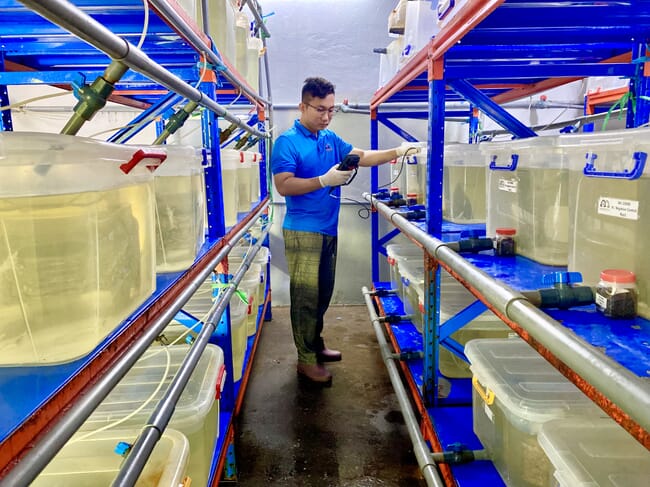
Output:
top-left (120, 148), bottom-right (167, 174)
top-left (583, 151), bottom-right (646, 180)
top-left (215, 363), bottom-right (227, 400)
top-left (180, 476), bottom-right (192, 486)
top-left (472, 376), bottom-right (495, 405)
top-left (489, 153), bottom-right (518, 171)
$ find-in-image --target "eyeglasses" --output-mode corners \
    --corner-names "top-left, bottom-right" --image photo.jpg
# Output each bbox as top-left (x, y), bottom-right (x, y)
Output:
top-left (305, 102), bottom-right (340, 116)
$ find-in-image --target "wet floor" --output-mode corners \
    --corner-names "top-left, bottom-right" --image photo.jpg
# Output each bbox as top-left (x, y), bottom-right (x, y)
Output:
top-left (234, 305), bottom-right (426, 486)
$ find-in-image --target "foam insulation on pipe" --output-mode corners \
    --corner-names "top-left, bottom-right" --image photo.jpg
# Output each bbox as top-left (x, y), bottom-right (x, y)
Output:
top-left (364, 193), bottom-right (650, 440)
top-left (17, 0), bottom-right (267, 139)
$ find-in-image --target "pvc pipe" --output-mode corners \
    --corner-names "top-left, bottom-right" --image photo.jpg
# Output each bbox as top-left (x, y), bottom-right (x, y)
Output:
top-left (242, 0), bottom-right (271, 39)
top-left (0, 201), bottom-right (269, 487)
top-left (148, 0), bottom-right (270, 107)
top-left (113, 228), bottom-right (270, 486)
top-left (362, 287), bottom-right (444, 487)
top-left (364, 194), bottom-right (650, 436)
top-left (17, 0), bottom-right (268, 139)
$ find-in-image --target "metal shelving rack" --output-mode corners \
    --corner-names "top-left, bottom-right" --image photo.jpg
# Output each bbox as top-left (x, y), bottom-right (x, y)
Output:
top-left (0, 0), bottom-right (272, 484)
top-left (367, 1), bottom-right (650, 485)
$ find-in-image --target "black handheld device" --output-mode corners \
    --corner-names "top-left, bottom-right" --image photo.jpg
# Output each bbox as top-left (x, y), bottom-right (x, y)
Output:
top-left (337, 153), bottom-right (360, 171)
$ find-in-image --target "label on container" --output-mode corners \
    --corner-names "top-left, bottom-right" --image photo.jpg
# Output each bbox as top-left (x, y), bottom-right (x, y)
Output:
top-left (597, 197), bottom-right (639, 220)
top-left (595, 292), bottom-right (608, 309)
top-left (498, 178), bottom-right (518, 193)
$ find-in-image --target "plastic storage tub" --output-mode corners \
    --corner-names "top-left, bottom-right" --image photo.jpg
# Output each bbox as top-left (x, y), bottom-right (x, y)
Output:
top-left (244, 150), bottom-right (262, 204)
top-left (386, 243), bottom-right (422, 297)
top-left (443, 143), bottom-right (486, 223)
top-left (32, 428), bottom-right (189, 487)
top-left (481, 136), bottom-right (569, 265)
top-left (538, 416), bottom-right (650, 487)
top-left (236, 149), bottom-right (252, 212)
top-left (80, 344), bottom-right (225, 487)
top-left (246, 36), bottom-right (263, 90)
top-left (558, 127), bottom-right (649, 319)
top-left (219, 148), bottom-right (240, 227)
top-left (234, 11), bottom-right (250, 79)
top-left (0, 132), bottom-right (157, 366)
top-left (466, 338), bottom-right (601, 487)
top-left (401, 141), bottom-right (428, 204)
top-left (399, 259), bottom-right (425, 328)
top-left (153, 145), bottom-right (205, 273)
top-left (228, 293), bottom-right (249, 382)
top-left (203, 0), bottom-right (236, 62)
top-left (400, 0), bottom-right (439, 68)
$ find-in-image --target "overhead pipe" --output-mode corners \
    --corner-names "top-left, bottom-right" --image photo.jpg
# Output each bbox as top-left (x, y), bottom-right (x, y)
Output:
top-left (364, 194), bottom-right (650, 441)
top-left (17, 0), bottom-right (267, 139)
top-left (152, 100), bottom-right (199, 144)
top-left (113, 227), bottom-right (270, 486)
top-left (362, 287), bottom-right (445, 487)
top-left (0, 201), bottom-right (269, 487)
top-left (148, 0), bottom-right (271, 107)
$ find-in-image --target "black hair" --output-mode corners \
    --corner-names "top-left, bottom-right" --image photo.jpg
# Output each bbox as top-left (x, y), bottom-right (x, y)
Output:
top-left (301, 77), bottom-right (335, 102)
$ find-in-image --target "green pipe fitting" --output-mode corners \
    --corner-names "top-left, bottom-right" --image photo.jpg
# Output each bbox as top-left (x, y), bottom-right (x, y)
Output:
top-left (61, 60), bottom-right (129, 135)
top-left (153, 100), bottom-right (199, 144)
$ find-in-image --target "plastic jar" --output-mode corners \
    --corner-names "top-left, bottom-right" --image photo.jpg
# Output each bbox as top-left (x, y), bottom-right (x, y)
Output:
top-left (495, 227), bottom-right (516, 256)
top-left (595, 269), bottom-right (637, 319)
top-left (406, 192), bottom-right (419, 206)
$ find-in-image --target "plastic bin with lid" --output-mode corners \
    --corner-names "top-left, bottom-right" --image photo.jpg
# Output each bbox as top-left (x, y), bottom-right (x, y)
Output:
top-left (401, 141), bottom-right (428, 205)
top-left (0, 132), bottom-right (158, 366)
top-left (235, 149), bottom-right (252, 212)
top-left (80, 344), bottom-right (226, 487)
top-left (466, 338), bottom-right (602, 487)
top-left (234, 11), bottom-right (250, 79)
top-left (386, 243), bottom-right (422, 297)
top-left (246, 36), bottom-right (263, 90)
top-left (399, 0), bottom-right (439, 68)
top-left (32, 428), bottom-right (189, 487)
top-left (481, 136), bottom-right (568, 265)
top-left (399, 259), bottom-right (425, 323)
top-left (202, 0), bottom-right (236, 62)
top-left (443, 143), bottom-right (486, 223)
top-left (228, 292), bottom-right (249, 382)
top-left (558, 127), bottom-right (650, 319)
top-left (220, 148), bottom-right (241, 227)
top-left (153, 145), bottom-right (205, 273)
top-left (538, 415), bottom-right (650, 487)
top-left (229, 244), bottom-right (269, 329)
top-left (243, 150), bottom-right (262, 204)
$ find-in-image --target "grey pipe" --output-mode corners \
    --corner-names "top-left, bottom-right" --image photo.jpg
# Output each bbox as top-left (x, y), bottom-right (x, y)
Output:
top-left (148, 0), bottom-right (271, 107)
top-left (364, 194), bottom-right (650, 435)
top-left (261, 34), bottom-right (274, 156)
top-left (362, 287), bottom-right (444, 487)
top-left (0, 201), bottom-right (269, 487)
top-left (113, 228), bottom-right (270, 486)
top-left (242, 0), bottom-right (271, 39)
top-left (17, 0), bottom-right (268, 139)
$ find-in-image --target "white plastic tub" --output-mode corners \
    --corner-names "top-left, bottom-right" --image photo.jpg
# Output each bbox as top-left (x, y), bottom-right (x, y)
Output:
top-left (80, 344), bottom-right (225, 487)
top-left (482, 136), bottom-right (568, 265)
top-left (220, 148), bottom-right (241, 227)
top-left (538, 416), bottom-right (650, 487)
top-left (0, 132), bottom-right (157, 365)
top-left (153, 145), bottom-right (205, 273)
top-left (443, 143), bottom-right (486, 223)
top-left (32, 428), bottom-right (189, 487)
top-left (228, 293), bottom-right (248, 381)
top-left (466, 338), bottom-right (601, 487)
top-left (400, 0), bottom-right (439, 68)
top-left (244, 150), bottom-right (262, 204)
top-left (386, 243), bottom-right (422, 297)
top-left (558, 127), bottom-right (650, 319)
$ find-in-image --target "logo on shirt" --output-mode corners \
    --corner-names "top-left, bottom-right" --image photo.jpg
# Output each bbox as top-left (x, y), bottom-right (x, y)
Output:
top-left (324, 143), bottom-right (333, 152)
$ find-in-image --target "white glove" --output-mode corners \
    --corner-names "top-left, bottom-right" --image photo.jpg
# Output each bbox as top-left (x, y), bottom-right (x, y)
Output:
top-left (318, 165), bottom-right (354, 188)
top-left (396, 144), bottom-right (423, 157)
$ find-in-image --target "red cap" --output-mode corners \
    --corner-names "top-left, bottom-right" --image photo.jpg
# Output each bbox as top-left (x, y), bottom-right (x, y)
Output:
top-left (390, 187), bottom-right (400, 192)
top-left (495, 227), bottom-right (516, 236)
top-left (406, 192), bottom-right (418, 197)
top-left (600, 269), bottom-right (636, 284)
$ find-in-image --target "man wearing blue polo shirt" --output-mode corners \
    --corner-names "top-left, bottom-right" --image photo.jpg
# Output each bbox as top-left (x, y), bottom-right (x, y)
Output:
top-left (271, 77), bottom-right (420, 384)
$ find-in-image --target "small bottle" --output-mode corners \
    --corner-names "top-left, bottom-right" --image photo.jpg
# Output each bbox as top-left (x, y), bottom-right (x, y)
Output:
top-left (494, 227), bottom-right (516, 257)
top-left (406, 192), bottom-right (418, 206)
top-left (595, 269), bottom-right (637, 319)
top-left (389, 186), bottom-right (401, 198)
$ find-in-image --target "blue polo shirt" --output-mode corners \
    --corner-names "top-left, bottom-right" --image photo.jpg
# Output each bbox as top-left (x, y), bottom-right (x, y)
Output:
top-left (271, 120), bottom-right (353, 236)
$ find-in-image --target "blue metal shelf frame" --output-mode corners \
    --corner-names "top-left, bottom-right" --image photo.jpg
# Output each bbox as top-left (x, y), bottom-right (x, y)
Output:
top-left (0, 1), bottom-right (272, 484)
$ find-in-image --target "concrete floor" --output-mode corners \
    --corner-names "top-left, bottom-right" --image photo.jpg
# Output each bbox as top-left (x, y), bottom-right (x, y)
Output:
top-left (234, 305), bottom-right (426, 486)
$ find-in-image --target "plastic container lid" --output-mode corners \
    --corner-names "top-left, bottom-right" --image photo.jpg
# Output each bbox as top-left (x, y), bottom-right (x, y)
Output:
top-left (220, 148), bottom-right (243, 169)
top-left (538, 416), bottom-right (650, 487)
top-left (444, 143), bottom-right (483, 166)
top-left (495, 227), bottom-right (516, 236)
top-left (600, 269), bottom-right (636, 284)
top-left (386, 243), bottom-right (422, 261)
top-left (153, 144), bottom-right (202, 176)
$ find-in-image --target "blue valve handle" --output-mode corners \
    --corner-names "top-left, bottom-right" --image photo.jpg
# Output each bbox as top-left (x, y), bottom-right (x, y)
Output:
top-left (542, 271), bottom-right (583, 287)
top-left (114, 441), bottom-right (132, 457)
top-left (489, 153), bottom-right (519, 171)
top-left (583, 151), bottom-right (646, 180)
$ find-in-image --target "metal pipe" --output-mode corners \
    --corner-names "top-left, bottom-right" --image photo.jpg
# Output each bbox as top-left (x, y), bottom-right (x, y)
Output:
top-left (113, 228), bottom-right (270, 486)
top-left (17, 0), bottom-right (268, 139)
top-left (362, 286), bottom-right (444, 487)
top-left (261, 34), bottom-right (274, 156)
top-left (364, 194), bottom-right (650, 435)
top-left (148, 0), bottom-right (270, 107)
top-left (243, 0), bottom-right (271, 39)
top-left (0, 201), bottom-right (269, 487)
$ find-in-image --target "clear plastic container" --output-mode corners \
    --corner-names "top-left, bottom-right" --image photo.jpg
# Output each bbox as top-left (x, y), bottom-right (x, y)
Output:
top-left (437, 0), bottom-right (469, 28)
top-left (388, 0), bottom-right (408, 34)
top-left (443, 143), bottom-right (486, 223)
top-left (378, 36), bottom-right (405, 88)
top-left (246, 36), bottom-right (263, 90)
top-left (244, 150), bottom-right (262, 203)
top-left (595, 269), bottom-right (637, 319)
top-left (236, 149), bottom-right (252, 212)
top-left (234, 12), bottom-right (250, 79)
top-left (495, 227), bottom-right (516, 257)
top-left (219, 148), bottom-right (241, 227)
top-left (538, 416), bottom-right (650, 487)
top-left (32, 428), bottom-right (189, 487)
top-left (558, 127), bottom-right (649, 319)
top-left (228, 293), bottom-right (248, 382)
top-left (400, 0), bottom-right (440, 68)
top-left (0, 132), bottom-right (157, 366)
top-left (203, 0), bottom-right (236, 63)
top-left (153, 145), bottom-right (205, 273)
top-left (401, 141), bottom-right (428, 204)
top-left (80, 344), bottom-right (225, 487)
top-left (482, 136), bottom-right (568, 265)
top-left (400, 259), bottom-right (425, 327)
top-left (386, 243), bottom-right (422, 297)
top-left (175, 0), bottom-right (198, 23)
top-left (466, 338), bottom-right (601, 487)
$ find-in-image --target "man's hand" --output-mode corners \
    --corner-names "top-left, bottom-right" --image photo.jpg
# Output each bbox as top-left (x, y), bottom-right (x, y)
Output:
top-left (396, 144), bottom-right (423, 157)
top-left (319, 165), bottom-right (354, 188)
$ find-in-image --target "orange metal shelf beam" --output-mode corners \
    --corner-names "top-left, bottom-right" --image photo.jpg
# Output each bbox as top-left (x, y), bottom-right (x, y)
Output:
top-left (371, 0), bottom-right (505, 110)
top-left (585, 86), bottom-right (629, 115)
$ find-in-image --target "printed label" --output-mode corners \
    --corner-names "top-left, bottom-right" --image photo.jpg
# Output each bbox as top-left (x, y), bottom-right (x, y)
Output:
top-left (595, 292), bottom-right (608, 308)
top-left (597, 197), bottom-right (639, 221)
top-left (498, 178), bottom-right (518, 193)
top-left (484, 403), bottom-right (494, 423)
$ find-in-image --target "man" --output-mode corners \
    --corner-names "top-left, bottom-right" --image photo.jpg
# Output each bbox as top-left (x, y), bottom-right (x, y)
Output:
top-left (271, 77), bottom-right (421, 384)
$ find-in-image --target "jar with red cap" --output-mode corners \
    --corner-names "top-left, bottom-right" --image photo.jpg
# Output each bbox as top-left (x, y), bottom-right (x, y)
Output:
top-left (595, 269), bottom-right (638, 319)
top-left (406, 192), bottom-right (418, 206)
top-left (495, 227), bottom-right (516, 256)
